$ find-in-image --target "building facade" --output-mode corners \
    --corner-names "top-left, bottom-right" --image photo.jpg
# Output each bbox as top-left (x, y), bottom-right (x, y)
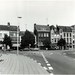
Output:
top-left (0, 22), bottom-right (20, 49)
top-left (50, 25), bottom-right (73, 49)
top-left (34, 23), bottom-right (50, 48)
top-left (34, 24), bottom-right (75, 49)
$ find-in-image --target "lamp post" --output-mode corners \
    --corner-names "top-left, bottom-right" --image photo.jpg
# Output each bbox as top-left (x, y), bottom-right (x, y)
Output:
top-left (17, 16), bottom-right (22, 55)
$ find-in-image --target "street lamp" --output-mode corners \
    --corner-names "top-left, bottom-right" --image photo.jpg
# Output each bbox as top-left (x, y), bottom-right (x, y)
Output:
top-left (17, 16), bottom-right (22, 55)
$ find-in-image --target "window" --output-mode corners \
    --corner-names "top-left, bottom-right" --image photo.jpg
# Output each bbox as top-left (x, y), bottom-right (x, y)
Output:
top-left (38, 33), bottom-right (40, 37)
top-left (64, 33), bottom-right (65, 37)
top-left (70, 33), bottom-right (71, 37)
top-left (73, 40), bottom-right (75, 43)
top-left (41, 33), bottom-right (43, 37)
top-left (55, 38), bottom-right (56, 42)
top-left (67, 33), bottom-right (68, 37)
top-left (47, 33), bottom-right (49, 37)
top-left (44, 33), bottom-right (46, 37)
top-left (70, 38), bottom-right (72, 43)
top-left (67, 38), bottom-right (68, 43)
top-left (60, 35), bottom-right (62, 38)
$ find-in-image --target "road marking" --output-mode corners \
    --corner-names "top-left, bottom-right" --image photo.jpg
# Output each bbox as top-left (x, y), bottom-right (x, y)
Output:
top-left (34, 60), bottom-right (37, 62)
top-left (45, 61), bottom-right (48, 64)
top-left (43, 67), bottom-right (48, 70)
top-left (38, 63), bottom-right (41, 65)
top-left (41, 52), bottom-right (54, 74)
top-left (48, 67), bottom-right (53, 70)
top-left (41, 52), bottom-right (48, 63)
top-left (47, 64), bottom-right (51, 66)
top-left (49, 53), bottom-right (53, 55)
top-left (50, 73), bottom-right (54, 75)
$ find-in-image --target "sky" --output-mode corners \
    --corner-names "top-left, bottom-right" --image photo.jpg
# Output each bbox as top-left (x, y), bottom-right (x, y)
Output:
top-left (0, 0), bottom-right (75, 32)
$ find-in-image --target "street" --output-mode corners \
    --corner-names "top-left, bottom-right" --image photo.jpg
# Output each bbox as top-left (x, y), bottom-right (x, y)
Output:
top-left (0, 50), bottom-right (75, 74)
top-left (19, 50), bottom-right (75, 74)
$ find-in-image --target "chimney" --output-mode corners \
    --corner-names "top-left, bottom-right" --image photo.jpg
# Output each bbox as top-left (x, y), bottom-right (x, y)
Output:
top-left (47, 24), bottom-right (49, 26)
top-left (34, 23), bottom-right (36, 26)
top-left (7, 22), bottom-right (10, 27)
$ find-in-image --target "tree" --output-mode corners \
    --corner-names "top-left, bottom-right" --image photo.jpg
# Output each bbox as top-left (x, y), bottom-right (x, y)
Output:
top-left (57, 38), bottom-right (66, 50)
top-left (43, 39), bottom-right (51, 49)
top-left (21, 30), bottom-right (35, 49)
top-left (3, 34), bottom-right (12, 49)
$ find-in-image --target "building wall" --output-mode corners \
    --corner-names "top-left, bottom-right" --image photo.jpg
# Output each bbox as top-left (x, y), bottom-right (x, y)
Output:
top-left (36, 31), bottom-right (50, 47)
top-left (9, 31), bottom-right (20, 47)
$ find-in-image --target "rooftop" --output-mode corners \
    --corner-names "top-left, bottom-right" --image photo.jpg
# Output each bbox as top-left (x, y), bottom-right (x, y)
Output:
top-left (34, 24), bottom-right (50, 31)
top-left (57, 26), bottom-right (72, 32)
top-left (0, 25), bottom-right (17, 31)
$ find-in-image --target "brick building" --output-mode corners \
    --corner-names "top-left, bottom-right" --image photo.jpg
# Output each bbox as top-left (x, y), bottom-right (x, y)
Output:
top-left (34, 23), bottom-right (50, 48)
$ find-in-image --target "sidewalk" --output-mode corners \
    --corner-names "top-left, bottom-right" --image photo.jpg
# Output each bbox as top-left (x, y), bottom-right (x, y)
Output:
top-left (0, 53), bottom-right (50, 74)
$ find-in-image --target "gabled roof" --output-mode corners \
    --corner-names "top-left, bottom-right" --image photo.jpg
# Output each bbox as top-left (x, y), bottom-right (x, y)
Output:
top-left (9, 26), bottom-right (17, 31)
top-left (50, 25), bottom-right (55, 30)
top-left (35, 24), bottom-right (50, 31)
top-left (0, 25), bottom-right (17, 31)
top-left (57, 26), bottom-right (72, 32)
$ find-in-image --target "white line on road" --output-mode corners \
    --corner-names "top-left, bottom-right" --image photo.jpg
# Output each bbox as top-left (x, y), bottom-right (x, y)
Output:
top-left (43, 67), bottom-right (48, 70)
top-left (41, 52), bottom-right (48, 63)
top-left (38, 63), bottom-right (41, 65)
top-left (50, 73), bottom-right (54, 75)
top-left (47, 64), bottom-right (51, 66)
top-left (48, 67), bottom-right (53, 70)
top-left (49, 53), bottom-right (53, 55)
top-left (34, 60), bottom-right (37, 62)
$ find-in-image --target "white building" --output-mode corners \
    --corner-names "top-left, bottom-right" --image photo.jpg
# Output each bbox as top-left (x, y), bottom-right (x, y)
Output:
top-left (50, 25), bottom-right (73, 49)
top-left (0, 22), bottom-right (20, 49)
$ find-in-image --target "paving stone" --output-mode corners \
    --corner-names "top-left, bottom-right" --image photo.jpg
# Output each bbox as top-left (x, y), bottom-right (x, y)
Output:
top-left (0, 54), bottom-right (49, 74)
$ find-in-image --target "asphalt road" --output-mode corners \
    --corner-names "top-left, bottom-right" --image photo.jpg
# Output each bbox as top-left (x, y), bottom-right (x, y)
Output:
top-left (22, 50), bottom-right (75, 74)
top-left (43, 50), bottom-right (75, 74)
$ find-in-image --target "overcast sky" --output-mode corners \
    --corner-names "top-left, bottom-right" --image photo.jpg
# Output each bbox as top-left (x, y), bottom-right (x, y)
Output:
top-left (0, 0), bottom-right (75, 31)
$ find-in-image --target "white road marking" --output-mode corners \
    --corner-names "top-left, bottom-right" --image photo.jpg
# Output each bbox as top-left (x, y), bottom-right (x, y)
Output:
top-left (49, 53), bottom-right (53, 55)
top-left (34, 60), bottom-right (37, 62)
top-left (47, 64), bottom-right (51, 66)
top-left (50, 73), bottom-right (54, 75)
top-left (38, 63), bottom-right (41, 65)
top-left (43, 67), bottom-right (48, 70)
top-left (41, 52), bottom-right (48, 63)
top-left (45, 61), bottom-right (49, 64)
top-left (48, 67), bottom-right (53, 70)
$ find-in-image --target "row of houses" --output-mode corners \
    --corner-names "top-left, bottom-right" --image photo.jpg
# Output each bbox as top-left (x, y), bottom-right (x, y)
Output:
top-left (0, 22), bottom-right (75, 50)
top-left (34, 23), bottom-right (75, 49)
